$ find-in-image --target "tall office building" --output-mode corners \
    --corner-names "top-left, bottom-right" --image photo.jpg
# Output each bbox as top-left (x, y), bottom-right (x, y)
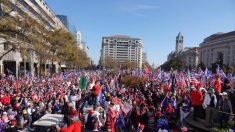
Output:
top-left (100, 35), bottom-right (143, 68)
top-left (76, 30), bottom-right (88, 54)
top-left (142, 52), bottom-right (147, 64)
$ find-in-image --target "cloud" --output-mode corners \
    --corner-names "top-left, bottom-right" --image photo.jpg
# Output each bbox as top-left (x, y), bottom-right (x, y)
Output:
top-left (120, 4), bottom-right (160, 16)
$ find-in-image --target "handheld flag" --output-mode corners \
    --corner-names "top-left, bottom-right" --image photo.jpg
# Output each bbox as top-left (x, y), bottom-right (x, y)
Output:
top-left (144, 65), bottom-right (150, 75)
top-left (79, 76), bottom-right (87, 90)
top-left (98, 88), bottom-right (106, 105)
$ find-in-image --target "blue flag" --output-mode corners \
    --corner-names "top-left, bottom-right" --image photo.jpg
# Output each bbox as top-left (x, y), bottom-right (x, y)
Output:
top-left (98, 88), bottom-right (106, 105)
top-left (161, 96), bottom-right (170, 110)
top-left (116, 111), bottom-right (125, 128)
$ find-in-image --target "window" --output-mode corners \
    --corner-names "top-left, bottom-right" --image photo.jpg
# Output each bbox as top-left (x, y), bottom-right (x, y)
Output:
top-left (4, 43), bottom-right (9, 50)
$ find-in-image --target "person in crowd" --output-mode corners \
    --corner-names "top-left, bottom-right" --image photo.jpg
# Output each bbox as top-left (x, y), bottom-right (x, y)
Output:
top-left (146, 106), bottom-right (156, 132)
top-left (92, 81), bottom-right (101, 106)
top-left (222, 78), bottom-right (231, 92)
top-left (203, 88), bottom-right (217, 127)
top-left (105, 102), bottom-right (117, 132)
top-left (6, 119), bottom-right (17, 132)
top-left (56, 115), bottom-right (82, 132)
top-left (217, 92), bottom-right (233, 128)
top-left (214, 75), bottom-right (222, 102)
top-left (136, 124), bottom-right (145, 132)
top-left (190, 84), bottom-right (203, 121)
top-left (227, 81), bottom-right (235, 113)
top-left (85, 109), bottom-right (99, 131)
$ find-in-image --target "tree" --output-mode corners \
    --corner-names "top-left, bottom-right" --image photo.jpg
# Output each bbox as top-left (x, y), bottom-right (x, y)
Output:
top-left (197, 62), bottom-right (206, 71)
top-left (0, 2), bottom-right (91, 76)
top-left (227, 66), bottom-right (235, 74)
top-left (122, 60), bottom-right (137, 69)
top-left (161, 58), bottom-right (184, 71)
top-left (103, 57), bottom-right (117, 69)
top-left (142, 61), bottom-right (152, 70)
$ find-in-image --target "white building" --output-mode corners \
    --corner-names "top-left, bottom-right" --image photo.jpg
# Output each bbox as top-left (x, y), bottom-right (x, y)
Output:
top-left (142, 52), bottom-right (147, 64)
top-left (0, 0), bottom-right (66, 76)
top-left (100, 35), bottom-right (143, 68)
top-left (76, 30), bottom-right (89, 54)
top-left (168, 33), bottom-right (199, 67)
top-left (199, 31), bottom-right (235, 67)
top-left (76, 30), bottom-right (82, 44)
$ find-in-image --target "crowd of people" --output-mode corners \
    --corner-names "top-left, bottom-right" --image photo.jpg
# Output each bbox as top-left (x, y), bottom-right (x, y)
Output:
top-left (0, 69), bottom-right (234, 132)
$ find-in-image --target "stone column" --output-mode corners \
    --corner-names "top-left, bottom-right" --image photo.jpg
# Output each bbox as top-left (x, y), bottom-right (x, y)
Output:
top-left (29, 50), bottom-right (34, 77)
top-left (229, 46), bottom-right (233, 66)
top-left (15, 61), bottom-right (19, 78)
top-left (0, 60), bottom-right (2, 74)
top-left (55, 62), bottom-right (59, 73)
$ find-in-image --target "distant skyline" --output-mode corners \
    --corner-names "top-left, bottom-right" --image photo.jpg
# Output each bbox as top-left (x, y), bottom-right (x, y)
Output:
top-left (46, 0), bottom-right (235, 66)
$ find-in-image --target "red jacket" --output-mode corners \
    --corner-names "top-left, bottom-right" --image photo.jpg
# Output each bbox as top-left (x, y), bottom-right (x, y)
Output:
top-left (92, 84), bottom-right (101, 96)
top-left (60, 121), bottom-right (82, 132)
top-left (190, 90), bottom-right (203, 106)
top-left (214, 79), bottom-right (222, 93)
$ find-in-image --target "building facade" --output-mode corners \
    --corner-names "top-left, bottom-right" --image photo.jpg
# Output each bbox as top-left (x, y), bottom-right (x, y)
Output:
top-left (142, 52), bottom-right (147, 64)
top-left (168, 33), bottom-right (199, 67)
top-left (76, 30), bottom-right (82, 44)
top-left (176, 32), bottom-right (184, 53)
top-left (0, 0), bottom-right (66, 76)
top-left (57, 15), bottom-right (69, 29)
top-left (199, 31), bottom-right (235, 67)
top-left (100, 35), bottom-right (143, 68)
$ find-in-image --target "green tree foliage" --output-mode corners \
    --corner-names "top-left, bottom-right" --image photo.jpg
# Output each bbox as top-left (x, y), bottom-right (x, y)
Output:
top-left (0, 2), bottom-right (90, 74)
top-left (197, 62), bottom-right (206, 71)
top-left (142, 61), bottom-right (153, 70)
top-left (103, 57), bottom-right (117, 69)
top-left (121, 75), bottom-right (146, 88)
top-left (161, 59), bottom-right (184, 71)
top-left (122, 60), bottom-right (137, 69)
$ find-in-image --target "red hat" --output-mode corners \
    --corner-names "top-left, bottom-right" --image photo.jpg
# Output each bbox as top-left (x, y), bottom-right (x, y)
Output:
top-left (196, 83), bottom-right (201, 89)
top-left (181, 127), bottom-right (188, 132)
top-left (156, 111), bottom-right (161, 117)
top-left (139, 124), bottom-right (145, 130)
top-left (135, 98), bottom-right (140, 104)
top-left (10, 120), bottom-right (17, 125)
top-left (89, 110), bottom-right (94, 115)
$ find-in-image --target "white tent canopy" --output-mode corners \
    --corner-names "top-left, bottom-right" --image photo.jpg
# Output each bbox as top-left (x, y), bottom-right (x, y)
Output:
top-left (33, 114), bottom-right (64, 126)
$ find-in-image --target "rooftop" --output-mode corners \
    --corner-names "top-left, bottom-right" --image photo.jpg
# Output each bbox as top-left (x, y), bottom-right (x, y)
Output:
top-left (204, 30), bottom-right (235, 42)
top-left (103, 35), bottom-right (141, 40)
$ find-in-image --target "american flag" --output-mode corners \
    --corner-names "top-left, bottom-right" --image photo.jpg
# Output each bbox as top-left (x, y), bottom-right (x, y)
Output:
top-left (190, 76), bottom-right (199, 84)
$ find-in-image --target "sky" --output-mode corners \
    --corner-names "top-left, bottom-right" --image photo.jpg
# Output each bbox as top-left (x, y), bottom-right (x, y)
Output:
top-left (45, 0), bottom-right (235, 66)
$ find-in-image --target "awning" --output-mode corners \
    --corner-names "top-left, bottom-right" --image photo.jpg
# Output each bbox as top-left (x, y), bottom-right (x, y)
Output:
top-left (33, 114), bottom-right (64, 126)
